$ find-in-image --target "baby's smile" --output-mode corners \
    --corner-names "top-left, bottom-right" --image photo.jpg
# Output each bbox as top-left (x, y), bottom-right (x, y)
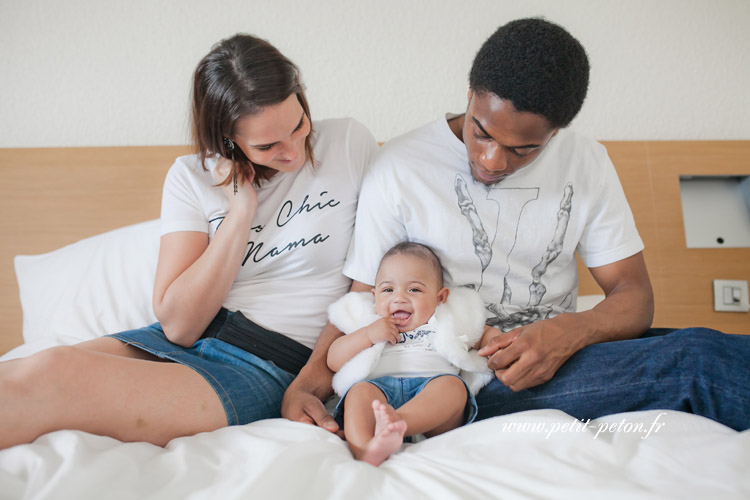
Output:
top-left (392, 310), bottom-right (412, 324)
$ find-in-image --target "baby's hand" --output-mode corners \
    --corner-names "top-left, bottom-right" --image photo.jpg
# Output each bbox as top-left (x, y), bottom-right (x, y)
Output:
top-left (477, 325), bottom-right (504, 351)
top-left (365, 317), bottom-right (402, 345)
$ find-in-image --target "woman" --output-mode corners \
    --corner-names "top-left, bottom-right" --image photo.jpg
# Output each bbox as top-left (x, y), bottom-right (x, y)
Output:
top-left (0, 34), bottom-right (378, 449)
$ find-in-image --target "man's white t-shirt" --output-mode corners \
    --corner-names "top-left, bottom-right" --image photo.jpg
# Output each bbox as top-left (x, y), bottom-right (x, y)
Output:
top-left (344, 116), bottom-right (643, 332)
top-left (160, 118), bottom-right (378, 348)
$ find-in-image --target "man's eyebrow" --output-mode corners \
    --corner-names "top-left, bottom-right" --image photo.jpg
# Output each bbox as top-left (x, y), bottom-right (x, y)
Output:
top-left (471, 117), bottom-right (541, 150)
top-left (249, 112), bottom-right (305, 149)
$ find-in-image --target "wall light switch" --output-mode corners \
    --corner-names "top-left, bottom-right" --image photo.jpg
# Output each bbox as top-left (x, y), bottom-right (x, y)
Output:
top-left (713, 280), bottom-right (750, 312)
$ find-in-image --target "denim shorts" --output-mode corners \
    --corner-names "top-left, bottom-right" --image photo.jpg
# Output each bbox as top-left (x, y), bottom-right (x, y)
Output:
top-left (333, 374), bottom-right (479, 427)
top-left (108, 314), bottom-right (298, 426)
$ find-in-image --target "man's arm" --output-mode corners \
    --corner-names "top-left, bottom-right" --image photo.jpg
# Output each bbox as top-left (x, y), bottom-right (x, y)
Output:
top-left (280, 280), bottom-right (372, 433)
top-left (478, 251), bottom-right (653, 391)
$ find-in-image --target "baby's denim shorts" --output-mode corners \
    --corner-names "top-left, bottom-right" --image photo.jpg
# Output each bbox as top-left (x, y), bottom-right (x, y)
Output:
top-left (332, 374), bottom-right (479, 428)
top-left (107, 309), bottom-right (310, 426)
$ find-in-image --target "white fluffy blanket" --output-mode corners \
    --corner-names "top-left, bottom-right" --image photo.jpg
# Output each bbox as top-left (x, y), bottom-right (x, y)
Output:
top-left (327, 287), bottom-right (493, 396)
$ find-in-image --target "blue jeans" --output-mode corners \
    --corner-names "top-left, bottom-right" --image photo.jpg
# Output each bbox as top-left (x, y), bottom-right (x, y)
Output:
top-left (332, 374), bottom-right (479, 427)
top-left (109, 319), bottom-right (296, 426)
top-left (475, 328), bottom-right (750, 431)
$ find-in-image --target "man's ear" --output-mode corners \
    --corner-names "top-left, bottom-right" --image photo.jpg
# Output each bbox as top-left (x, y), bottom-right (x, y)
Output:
top-left (437, 287), bottom-right (450, 304)
top-left (467, 88), bottom-right (473, 103)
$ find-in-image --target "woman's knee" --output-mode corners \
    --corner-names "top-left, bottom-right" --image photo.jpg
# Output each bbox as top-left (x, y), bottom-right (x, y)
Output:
top-left (3, 346), bottom-right (90, 396)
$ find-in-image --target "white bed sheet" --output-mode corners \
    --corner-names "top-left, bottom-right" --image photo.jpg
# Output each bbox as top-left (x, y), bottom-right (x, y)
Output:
top-left (1, 344), bottom-right (748, 500)
top-left (6, 219), bottom-right (748, 499)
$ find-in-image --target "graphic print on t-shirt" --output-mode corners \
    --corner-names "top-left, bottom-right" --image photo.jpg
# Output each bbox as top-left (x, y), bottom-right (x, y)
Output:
top-left (454, 174), bottom-right (574, 331)
top-left (210, 190), bottom-right (341, 266)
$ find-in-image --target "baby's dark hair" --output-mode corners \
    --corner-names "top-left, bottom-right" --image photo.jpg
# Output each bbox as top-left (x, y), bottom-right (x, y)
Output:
top-left (379, 242), bottom-right (445, 288)
top-left (469, 18), bottom-right (589, 128)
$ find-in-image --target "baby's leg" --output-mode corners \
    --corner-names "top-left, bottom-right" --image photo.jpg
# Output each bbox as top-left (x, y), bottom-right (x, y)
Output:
top-left (396, 375), bottom-right (468, 437)
top-left (343, 382), bottom-right (388, 458)
top-left (343, 381), bottom-right (406, 466)
top-left (360, 400), bottom-right (407, 466)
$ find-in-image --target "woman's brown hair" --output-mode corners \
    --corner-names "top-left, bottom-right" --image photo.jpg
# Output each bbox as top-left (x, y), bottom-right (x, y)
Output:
top-left (191, 34), bottom-right (314, 186)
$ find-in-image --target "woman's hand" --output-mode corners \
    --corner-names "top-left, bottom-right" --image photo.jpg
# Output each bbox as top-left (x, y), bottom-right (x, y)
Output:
top-left (281, 360), bottom-right (342, 437)
top-left (282, 321), bottom-right (344, 436)
top-left (153, 159), bottom-right (259, 344)
top-left (212, 158), bottom-right (258, 214)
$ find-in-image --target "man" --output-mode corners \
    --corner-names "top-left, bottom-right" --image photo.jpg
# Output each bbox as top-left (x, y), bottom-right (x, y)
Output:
top-left (338, 18), bottom-right (749, 430)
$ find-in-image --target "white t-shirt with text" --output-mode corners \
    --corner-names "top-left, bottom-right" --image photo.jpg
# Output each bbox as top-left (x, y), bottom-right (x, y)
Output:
top-left (161, 118), bottom-right (378, 348)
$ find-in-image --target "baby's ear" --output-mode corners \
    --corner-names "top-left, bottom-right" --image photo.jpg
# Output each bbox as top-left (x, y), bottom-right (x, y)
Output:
top-left (437, 287), bottom-right (450, 304)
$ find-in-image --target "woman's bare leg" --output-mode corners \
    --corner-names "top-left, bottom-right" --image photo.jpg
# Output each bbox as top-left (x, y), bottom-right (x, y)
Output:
top-left (0, 337), bottom-right (227, 449)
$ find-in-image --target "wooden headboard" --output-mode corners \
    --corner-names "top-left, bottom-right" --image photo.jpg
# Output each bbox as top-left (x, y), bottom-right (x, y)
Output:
top-left (1, 142), bottom-right (749, 354)
top-left (0, 146), bottom-right (190, 354)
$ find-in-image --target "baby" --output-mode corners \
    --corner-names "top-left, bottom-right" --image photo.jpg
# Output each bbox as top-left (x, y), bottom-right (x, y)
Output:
top-left (327, 242), bottom-right (490, 466)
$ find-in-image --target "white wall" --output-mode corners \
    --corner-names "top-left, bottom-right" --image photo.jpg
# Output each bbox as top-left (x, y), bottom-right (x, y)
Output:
top-left (1, 0), bottom-right (749, 147)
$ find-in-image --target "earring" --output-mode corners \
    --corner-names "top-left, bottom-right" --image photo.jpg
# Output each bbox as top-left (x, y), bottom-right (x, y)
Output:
top-left (223, 138), bottom-right (238, 195)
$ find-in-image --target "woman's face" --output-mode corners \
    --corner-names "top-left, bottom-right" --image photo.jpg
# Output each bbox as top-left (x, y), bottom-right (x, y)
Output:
top-left (233, 94), bottom-right (311, 173)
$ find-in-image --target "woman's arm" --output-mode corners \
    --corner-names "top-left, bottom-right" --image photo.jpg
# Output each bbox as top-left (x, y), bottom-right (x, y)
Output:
top-left (279, 320), bottom-right (343, 433)
top-left (152, 160), bottom-right (257, 346)
top-left (281, 280), bottom-right (373, 432)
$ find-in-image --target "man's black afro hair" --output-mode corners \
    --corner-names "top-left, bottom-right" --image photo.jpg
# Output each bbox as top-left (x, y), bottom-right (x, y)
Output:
top-left (469, 18), bottom-right (590, 128)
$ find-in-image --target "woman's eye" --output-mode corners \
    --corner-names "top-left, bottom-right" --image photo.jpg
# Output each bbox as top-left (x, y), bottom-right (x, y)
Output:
top-left (294, 115), bottom-right (306, 132)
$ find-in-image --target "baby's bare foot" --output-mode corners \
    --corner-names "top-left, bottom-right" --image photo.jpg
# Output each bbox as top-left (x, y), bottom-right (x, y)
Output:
top-left (362, 400), bottom-right (407, 466)
top-left (372, 400), bottom-right (399, 435)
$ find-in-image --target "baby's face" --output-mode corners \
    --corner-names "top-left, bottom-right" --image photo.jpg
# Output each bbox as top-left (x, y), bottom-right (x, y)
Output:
top-left (373, 253), bottom-right (448, 332)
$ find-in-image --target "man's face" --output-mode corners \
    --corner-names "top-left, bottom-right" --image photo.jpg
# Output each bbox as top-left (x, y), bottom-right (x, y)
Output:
top-left (462, 90), bottom-right (558, 185)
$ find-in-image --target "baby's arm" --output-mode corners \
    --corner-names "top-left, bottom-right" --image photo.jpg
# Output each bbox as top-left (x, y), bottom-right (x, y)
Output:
top-left (327, 318), bottom-right (401, 372)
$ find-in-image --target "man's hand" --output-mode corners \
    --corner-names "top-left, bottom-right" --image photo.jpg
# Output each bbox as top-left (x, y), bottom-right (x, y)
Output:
top-left (365, 317), bottom-right (401, 345)
top-left (476, 253), bottom-right (654, 391)
top-left (477, 317), bottom-right (582, 391)
top-left (281, 358), bottom-right (342, 437)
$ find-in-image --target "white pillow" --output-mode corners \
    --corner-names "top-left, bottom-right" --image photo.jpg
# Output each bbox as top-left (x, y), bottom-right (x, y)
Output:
top-left (14, 219), bottom-right (161, 343)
